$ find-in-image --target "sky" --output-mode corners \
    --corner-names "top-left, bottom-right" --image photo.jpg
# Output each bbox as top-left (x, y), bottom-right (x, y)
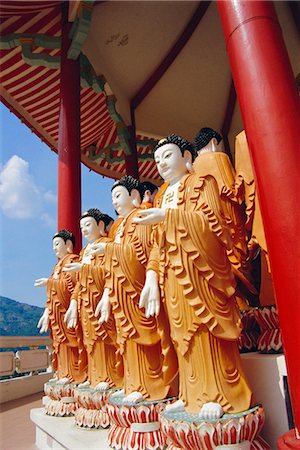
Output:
top-left (0, 103), bottom-right (116, 308)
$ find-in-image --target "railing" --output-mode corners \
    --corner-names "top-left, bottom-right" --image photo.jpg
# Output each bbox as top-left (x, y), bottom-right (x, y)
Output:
top-left (0, 336), bottom-right (53, 404)
top-left (0, 335), bottom-right (52, 377)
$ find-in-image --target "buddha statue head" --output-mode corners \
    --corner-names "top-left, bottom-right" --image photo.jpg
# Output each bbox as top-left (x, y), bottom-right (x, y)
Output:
top-left (52, 229), bottom-right (75, 259)
top-left (154, 134), bottom-right (195, 184)
top-left (142, 181), bottom-right (158, 204)
top-left (111, 176), bottom-right (144, 217)
top-left (80, 208), bottom-right (107, 243)
top-left (102, 213), bottom-right (114, 233)
top-left (194, 127), bottom-right (224, 155)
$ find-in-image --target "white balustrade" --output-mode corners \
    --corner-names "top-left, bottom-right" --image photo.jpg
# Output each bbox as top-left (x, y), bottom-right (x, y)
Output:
top-left (0, 336), bottom-right (53, 403)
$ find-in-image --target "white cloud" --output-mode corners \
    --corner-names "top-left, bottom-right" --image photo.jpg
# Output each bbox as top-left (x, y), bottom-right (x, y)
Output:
top-left (44, 190), bottom-right (57, 204)
top-left (0, 155), bottom-right (57, 226)
top-left (41, 213), bottom-right (56, 229)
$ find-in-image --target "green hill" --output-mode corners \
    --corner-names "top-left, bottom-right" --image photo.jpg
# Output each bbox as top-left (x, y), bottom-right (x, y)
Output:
top-left (0, 296), bottom-right (46, 336)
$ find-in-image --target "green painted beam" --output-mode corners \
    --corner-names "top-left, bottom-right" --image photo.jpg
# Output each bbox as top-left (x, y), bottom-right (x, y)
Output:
top-left (80, 54), bottom-right (105, 92)
top-left (138, 153), bottom-right (154, 161)
top-left (136, 139), bottom-right (158, 148)
top-left (21, 42), bottom-right (60, 69)
top-left (87, 141), bottom-right (154, 166)
top-left (105, 95), bottom-right (132, 155)
top-left (68, 1), bottom-right (94, 60)
top-left (88, 143), bottom-right (121, 163)
top-left (0, 33), bottom-right (60, 50)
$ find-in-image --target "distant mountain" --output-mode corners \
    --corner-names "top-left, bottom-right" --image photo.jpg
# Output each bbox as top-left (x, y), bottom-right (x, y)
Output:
top-left (0, 296), bottom-right (47, 336)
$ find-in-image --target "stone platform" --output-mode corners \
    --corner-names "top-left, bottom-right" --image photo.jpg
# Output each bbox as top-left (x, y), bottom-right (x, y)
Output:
top-left (30, 353), bottom-right (289, 450)
top-left (30, 408), bottom-right (111, 450)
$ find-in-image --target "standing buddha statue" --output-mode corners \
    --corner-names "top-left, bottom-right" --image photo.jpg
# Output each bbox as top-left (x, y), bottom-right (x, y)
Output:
top-left (134, 134), bottom-right (253, 420)
top-left (94, 176), bottom-right (178, 405)
top-left (63, 209), bottom-right (123, 389)
top-left (35, 229), bottom-right (87, 383)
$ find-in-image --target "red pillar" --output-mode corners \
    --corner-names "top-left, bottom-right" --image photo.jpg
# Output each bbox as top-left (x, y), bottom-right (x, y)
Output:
top-left (58, 4), bottom-right (81, 251)
top-left (125, 108), bottom-right (139, 179)
top-left (217, 0), bottom-right (300, 444)
top-left (125, 126), bottom-right (139, 179)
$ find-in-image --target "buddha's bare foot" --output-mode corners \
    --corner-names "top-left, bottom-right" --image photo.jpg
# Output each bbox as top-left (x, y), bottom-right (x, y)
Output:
top-left (56, 377), bottom-right (71, 385)
top-left (110, 388), bottom-right (125, 398)
top-left (122, 391), bottom-right (144, 405)
top-left (95, 381), bottom-right (110, 392)
top-left (199, 402), bottom-right (224, 421)
top-left (165, 399), bottom-right (185, 413)
top-left (77, 380), bottom-right (90, 389)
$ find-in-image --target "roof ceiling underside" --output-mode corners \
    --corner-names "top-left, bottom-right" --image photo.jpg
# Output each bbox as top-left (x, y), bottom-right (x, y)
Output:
top-left (1, 1), bottom-right (299, 184)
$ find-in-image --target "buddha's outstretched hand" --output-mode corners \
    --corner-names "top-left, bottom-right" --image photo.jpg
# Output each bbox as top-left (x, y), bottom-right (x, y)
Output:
top-left (34, 277), bottom-right (48, 287)
top-left (139, 270), bottom-right (160, 317)
top-left (64, 299), bottom-right (78, 328)
top-left (132, 208), bottom-right (166, 226)
top-left (95, 288), bottom-right (111, 323)
top-left (90, 242), bottom-right (106, 255)
top-left (63, 262), bottom-right (82, 273)
top-left (37, 308), bottom-right (49, 333)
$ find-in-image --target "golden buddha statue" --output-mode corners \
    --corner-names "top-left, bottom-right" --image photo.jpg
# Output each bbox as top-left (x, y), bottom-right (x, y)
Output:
top-left (193, 128), bottom-right (251, 288)
top-left (35, 229), bottom-right (87, 383)
top-left (94, 176), bottom-right (178, 405)
top-left (63, 209), bottom-right (123, 389)
top-left (134, 134), bottom-right (253, 420)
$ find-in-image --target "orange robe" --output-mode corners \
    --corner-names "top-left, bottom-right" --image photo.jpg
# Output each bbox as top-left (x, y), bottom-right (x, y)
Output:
top-left (108, 216), bottom-right (123, 239)
top-left (46, 253), bottom-right (87, 382)
top-left (235, 131), bottom-right (275, 307)
top-left (193, 152), bottom-right (249, 276)
top-left (72, 238), bottom-right (123, 388)
top-left (151, 174), bottom-right (253, 413)
top-left (104, 209), bottom-right (178, 400)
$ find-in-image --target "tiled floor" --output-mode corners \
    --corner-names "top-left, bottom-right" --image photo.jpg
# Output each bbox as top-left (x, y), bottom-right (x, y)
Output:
top-left (0, 392), bottom-right (42, 450)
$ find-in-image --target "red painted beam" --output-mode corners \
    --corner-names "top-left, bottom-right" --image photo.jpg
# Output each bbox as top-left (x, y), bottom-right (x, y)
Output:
top-left (217, 0), bottom-right (300, 440)
top-left (57, 3), bottom-right (81, 251)
top-left (131, 1), bottom-right (211, 110)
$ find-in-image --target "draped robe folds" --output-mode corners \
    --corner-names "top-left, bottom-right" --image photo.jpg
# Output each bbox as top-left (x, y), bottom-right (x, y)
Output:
top-left (151, 174), bottom-right (253, 413)
top-left (46, 254), bottom-right (87, 382)
top-left (72, 238), bottom-right (123, 388)
top-left (235, 131), bottom-right (275, 307)
top-left (193, 152), bottom-right (248, 275)
top-left (104, 209), bottom-right (178, 401)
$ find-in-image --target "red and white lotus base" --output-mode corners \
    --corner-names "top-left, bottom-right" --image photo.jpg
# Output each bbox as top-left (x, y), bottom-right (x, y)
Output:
top-left (253, 305), bottom-right (282, 353)
top-left (106, 394), bottom-right (176, 450)
top-left (160, 405), bottom-right (270, 450)
top-left (74, 386), bottom-right (110, 429)
top-left (238, 309), bottom-right (260, 353)
top-left (44, 380), bottom-right (77, 417)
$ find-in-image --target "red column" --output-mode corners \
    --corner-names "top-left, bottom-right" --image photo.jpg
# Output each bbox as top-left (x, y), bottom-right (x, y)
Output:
top-left (125, 108), bottom-right (139, 179)
top-left (125, 126), bottom-right (139, 179)
top-left (58, 5), bottom-right (81, 251)
top-left (217, 0), bottom-right (300, 444)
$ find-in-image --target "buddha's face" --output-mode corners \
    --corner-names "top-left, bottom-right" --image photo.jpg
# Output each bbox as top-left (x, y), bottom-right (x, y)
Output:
top-left (154, 143), bottom-right (188, 184)
top-left (80, 216), bottom-right (100, 243)
top-left (112, 185), bottom-right (136, 217)
top-left (52, 237), bottom-right (68, 259)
